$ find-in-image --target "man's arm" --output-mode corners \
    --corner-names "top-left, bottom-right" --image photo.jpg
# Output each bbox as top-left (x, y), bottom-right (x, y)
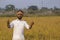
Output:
top-left (7, 19), bottom-right (10, 28)
top-left (24, 21), bottom-right (34, 29)
top-left (29, 21), bottom-right (34, 29)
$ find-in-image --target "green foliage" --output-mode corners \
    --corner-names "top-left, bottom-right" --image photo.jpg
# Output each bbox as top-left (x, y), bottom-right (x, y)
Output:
top-left (5, 4), bottom-right (15, 11)
top-left (0, 5), bottom-right (60, 16)
top-left (28, 5), bottom-right (38, 10)
top-left (0, 14), bottom-right (16, 17)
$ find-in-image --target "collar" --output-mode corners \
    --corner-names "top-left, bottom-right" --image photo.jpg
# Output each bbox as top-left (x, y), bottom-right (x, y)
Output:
top-left (16, 19), bottom-right (23, 21)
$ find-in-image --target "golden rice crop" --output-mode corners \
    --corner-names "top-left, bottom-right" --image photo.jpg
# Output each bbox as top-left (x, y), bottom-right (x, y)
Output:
top-left (0, 16), bottom-right (60, 40)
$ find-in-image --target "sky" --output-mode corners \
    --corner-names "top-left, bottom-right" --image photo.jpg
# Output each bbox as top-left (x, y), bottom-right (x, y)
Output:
top-left (0, 0), bottom-right (60, 9)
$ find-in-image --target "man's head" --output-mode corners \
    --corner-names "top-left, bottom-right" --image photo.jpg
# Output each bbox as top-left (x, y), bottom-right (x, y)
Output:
top-left (16, 10), bottom-right (24, 20)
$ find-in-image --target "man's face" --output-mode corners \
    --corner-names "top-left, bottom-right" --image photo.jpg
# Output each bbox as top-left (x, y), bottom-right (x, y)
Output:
top-left (16, 11), bottom-right (23, 19)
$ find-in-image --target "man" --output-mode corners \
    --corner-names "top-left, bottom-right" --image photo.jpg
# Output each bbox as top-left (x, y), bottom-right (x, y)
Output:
top-left (7, 10), bottom-right (34, 40)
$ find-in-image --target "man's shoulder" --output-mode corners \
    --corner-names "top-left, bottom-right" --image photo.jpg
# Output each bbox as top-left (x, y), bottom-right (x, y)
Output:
top-left (22, 19), bottom-right (27, 21)
top-left (12, 19), bottom-right (27, 22)
top-left (22, 20), bottom-right (27, 23)
top-left (11, 19), bottom-right (17, 22)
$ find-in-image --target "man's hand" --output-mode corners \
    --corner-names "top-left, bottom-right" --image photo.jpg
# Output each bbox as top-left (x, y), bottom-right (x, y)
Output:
top-left (29, 21), bottom-right (34, 29)
top-left (7, 19), bottom-right (10, 28)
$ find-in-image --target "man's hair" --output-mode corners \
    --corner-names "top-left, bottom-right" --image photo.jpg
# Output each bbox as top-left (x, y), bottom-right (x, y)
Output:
top-left (17, 9), bottom-right (24, 13)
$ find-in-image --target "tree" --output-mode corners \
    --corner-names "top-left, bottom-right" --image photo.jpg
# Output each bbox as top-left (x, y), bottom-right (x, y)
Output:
top-left (40, 7), bottom-right (49, 10)
top-left (54, 6), bottom-right (59, 10)
top-left (5, 4), bottom-right (15, 11)
top-left (0, 8), bottom-right (2, 11)
top-left (27, 5), bottom-right (38, 14)
top-left (28, 5), bottom-right (38, 10)
top-left (53, 6), bottom-right (60, 15)
top-left (40, 7), bottom-right (49, 13)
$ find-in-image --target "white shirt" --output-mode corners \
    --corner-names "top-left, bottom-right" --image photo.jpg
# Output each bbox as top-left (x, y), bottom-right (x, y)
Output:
top-left (10, 19), bottom-right (30, 40)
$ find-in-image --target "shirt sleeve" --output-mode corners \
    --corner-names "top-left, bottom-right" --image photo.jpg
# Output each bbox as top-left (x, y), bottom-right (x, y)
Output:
top-left (24, 21), bottom-right (30, 29)
top-left (10, 21), bottom-right (14, 28)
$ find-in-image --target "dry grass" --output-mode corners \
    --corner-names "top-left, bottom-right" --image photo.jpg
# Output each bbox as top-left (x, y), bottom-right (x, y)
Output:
top-left (0, 16), bottom-right (60, 40)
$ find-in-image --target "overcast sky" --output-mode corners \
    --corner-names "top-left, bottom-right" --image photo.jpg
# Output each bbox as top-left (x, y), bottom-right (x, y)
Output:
top-left (0, 0), bottom-right (60, 9)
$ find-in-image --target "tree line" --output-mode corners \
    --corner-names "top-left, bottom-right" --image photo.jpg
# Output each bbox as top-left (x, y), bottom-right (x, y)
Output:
top-left (0, 4), bottom-right (60, 17)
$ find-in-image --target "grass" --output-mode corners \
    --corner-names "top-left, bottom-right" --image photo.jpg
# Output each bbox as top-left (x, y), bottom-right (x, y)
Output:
top-left (0, 16), bottom-right (60, 40)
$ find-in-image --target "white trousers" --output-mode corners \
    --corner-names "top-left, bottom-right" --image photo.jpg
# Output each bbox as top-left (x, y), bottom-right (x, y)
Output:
top-left (12, 36), bottom-right (25, 40)
top-left (12, 39), bottom-right (24, 40)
